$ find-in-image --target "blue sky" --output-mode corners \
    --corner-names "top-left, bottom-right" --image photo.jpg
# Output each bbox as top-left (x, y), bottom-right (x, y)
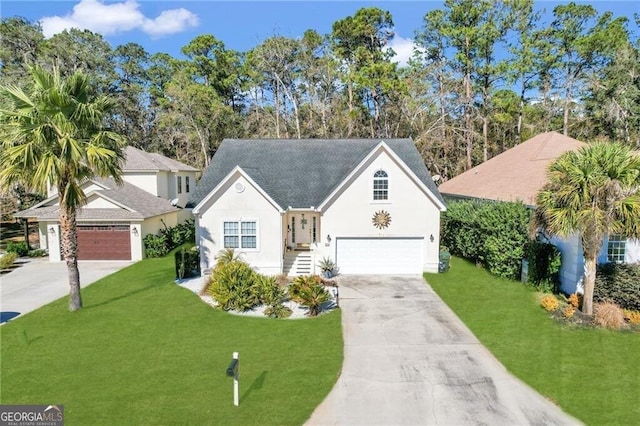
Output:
top-left (2, 1), bottom-right (638, 64)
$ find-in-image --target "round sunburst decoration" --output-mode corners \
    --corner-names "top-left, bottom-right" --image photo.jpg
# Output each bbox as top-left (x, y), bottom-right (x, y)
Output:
top-left (372, 210), bottom-right (391, 229)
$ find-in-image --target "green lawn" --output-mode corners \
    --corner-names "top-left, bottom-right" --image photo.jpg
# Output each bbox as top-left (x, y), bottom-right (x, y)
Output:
top-left (0, 256), bottom-right (343, 425)
top-left (426, 257), bottom-right (640, 425)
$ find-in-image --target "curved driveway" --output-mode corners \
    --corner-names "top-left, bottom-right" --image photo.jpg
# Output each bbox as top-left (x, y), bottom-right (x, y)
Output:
top-left (306, 275), bottom-right (581, 426)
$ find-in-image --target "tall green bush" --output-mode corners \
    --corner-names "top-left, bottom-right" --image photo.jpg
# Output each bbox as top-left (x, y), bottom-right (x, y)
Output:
top-left (174, 247), bottom-right (200, 279)
top-left (524, 241), bottom-right (562, 292)
top-left (442, 200), bottom-right (531, 279)
top-left (595, 263), bottom-right (640, 311)
top-left (144, 219), bottom-right (196, 258)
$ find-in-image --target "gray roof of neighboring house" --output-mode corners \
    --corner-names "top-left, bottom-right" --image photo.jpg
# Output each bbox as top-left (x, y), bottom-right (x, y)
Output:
top-left (14, 177), bottom-right (179, 221)
top-left (123, 146), bottom-right (199, 172)
top-left (189, 138), bottom-right (444, 209)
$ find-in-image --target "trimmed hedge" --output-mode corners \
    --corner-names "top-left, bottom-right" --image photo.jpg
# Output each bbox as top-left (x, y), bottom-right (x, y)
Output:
top-left (442, 200), bottom-right (531, 280)
top-left (524, 240), bottom-right (562, 292)
top-left (595, 263), bottom-right (640, 311)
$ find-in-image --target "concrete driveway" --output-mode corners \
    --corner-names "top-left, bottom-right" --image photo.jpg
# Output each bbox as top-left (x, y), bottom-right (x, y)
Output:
top-left (1, 257), bottom-right (131, 322)
top-left (306, 275), bottom-right (581, 426)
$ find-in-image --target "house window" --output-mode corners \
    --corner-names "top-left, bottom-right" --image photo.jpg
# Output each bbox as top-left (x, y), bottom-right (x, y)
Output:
top-left (373, 170), bottom-right (388, 200)
top-left (185, 176), bottom-right (190, 193)
top-left (291, 217), bottom-right (296, 244)
top-left (312, 216), bottom-right (317, 243)
top-left (177, 176), bottom-right (182, 194)
top-left (607, 235), bottom-right (626, 263)
top-left (223, 221), bottom-right (257, 249)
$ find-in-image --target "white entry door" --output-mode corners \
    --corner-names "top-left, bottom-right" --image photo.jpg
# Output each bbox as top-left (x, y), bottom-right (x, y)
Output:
top-left (290, 213), bottom-right (318, 247)
top-left (336, 237), bottom-right (424, 274)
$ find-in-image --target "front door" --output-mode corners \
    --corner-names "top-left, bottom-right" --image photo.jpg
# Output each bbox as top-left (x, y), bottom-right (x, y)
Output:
top-left (289, 213), bottom-right (317, 248)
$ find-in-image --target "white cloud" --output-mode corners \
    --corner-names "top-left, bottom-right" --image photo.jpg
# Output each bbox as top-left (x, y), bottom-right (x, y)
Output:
top-left (39, 0), bottom-right (199, 39)
top-left (387, 34), bottom-right (417, 68)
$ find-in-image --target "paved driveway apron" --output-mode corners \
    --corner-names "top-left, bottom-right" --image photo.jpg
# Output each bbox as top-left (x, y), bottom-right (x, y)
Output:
top-left (306, 275), bottom-right (581, 426)
top-left (1, 258), bottom-right (131, 322)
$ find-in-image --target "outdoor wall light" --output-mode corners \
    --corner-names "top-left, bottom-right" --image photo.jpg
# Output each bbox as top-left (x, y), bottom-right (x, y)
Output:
top-left (430, 234), bottom-right (434, 243)
top-left (327, 234), bottom-right (331, 243)
top-left (131, 227), bottom-right (139, 236)
top-left (48, 227), bottom-right (56, 235)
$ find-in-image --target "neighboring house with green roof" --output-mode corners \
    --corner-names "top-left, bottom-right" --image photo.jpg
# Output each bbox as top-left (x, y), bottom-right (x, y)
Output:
top-left (439, 131), bottom-right (640, 295)
top-left (14, 147), bottom-right (199, 262)
top-left (189, 138), bottom-right (446, 276)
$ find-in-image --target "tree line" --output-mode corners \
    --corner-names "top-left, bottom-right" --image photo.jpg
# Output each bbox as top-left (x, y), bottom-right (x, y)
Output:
top-left (1, 0), bottom-right (638, 178)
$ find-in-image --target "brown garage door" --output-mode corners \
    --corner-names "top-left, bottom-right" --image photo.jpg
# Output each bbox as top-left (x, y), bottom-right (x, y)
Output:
top-left (77, 225), bottom-right (131, 260)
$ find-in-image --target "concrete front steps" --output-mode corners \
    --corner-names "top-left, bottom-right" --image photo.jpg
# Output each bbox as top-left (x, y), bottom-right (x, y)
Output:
top-left (284, 251), bottom-right (314, 276)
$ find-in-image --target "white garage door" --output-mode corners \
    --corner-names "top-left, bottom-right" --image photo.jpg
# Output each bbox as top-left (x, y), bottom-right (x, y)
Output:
top-left (336, 237), bottom-right (424, 274)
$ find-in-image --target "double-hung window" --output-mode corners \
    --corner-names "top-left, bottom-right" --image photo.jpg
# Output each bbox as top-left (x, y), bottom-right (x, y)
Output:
top-left (223, 220), bottom-right (257, 249)
top-left (607, 235), bottom-right (625, 263)
top-left (185, 176), bottom-right (190, 193)
top-left (177, 176), bottom-right (182, 194)
top-left (373, 170), bottom-right (388, 201)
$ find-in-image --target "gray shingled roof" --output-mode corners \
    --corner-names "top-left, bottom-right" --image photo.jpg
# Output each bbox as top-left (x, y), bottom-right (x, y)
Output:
top-left (123, 146), bottom-right (198, 172)
top-left (15, 177), bottom-right (179, 221)
top-left (189, 138), bottom-right (444, 209)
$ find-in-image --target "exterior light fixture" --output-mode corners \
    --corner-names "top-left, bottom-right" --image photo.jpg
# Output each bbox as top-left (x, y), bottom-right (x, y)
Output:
top-left (131, 227), bottom-right (139, 236)
top-left (327, 234), bottom-right (331, 243)
top-left (48, 227), bottom-right (56, 235)
top-left (430, 234), bottom-right (434, 243)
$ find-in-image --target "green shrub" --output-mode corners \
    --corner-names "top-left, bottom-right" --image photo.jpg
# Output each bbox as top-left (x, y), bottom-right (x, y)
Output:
top-left (144, 219), bottom-right (196, 258)
top-left (442, 200), bottom-right (531, 279)
top-left (6, 241), bottom-right (28, 256)
top-left (254, 275), bottom-right (284, 306)
top-left (0, 252), bottom-right (18, 269)
top-left (143, 234), bottom-right (169, 258)
top-left (174, 247), bottom-right (200, 279)
top-left (525, 240), bottom-right (562, 292)
top-left (264, 304), bottom-right (293, 319)
top-left (289, 275), bottom-right (322, 303)
top-left (297, 282), bottom-right (330, 317)
top-left (289, 275), bottom-right (329, 317)
top-left (208, 261), bottom-right (259, 311)
top-left (27, 249), bottom-right (47, 257)
top-left (595, 263), bottom-right (640, 311)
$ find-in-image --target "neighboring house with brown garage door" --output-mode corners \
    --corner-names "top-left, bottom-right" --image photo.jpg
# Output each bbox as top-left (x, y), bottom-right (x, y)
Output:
top-left (14, 147), bottom-right (199, 262)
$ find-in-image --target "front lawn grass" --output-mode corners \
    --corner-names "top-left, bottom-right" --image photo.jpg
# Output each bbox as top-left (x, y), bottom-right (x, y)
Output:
top-left (0, 255), bottom-right (343, 425)
top-left (426, 257), bottom-right (640, 425)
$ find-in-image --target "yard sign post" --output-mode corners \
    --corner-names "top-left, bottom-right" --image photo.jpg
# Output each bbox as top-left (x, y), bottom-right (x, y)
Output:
top-left (226, 352), bottom-right (239, 406)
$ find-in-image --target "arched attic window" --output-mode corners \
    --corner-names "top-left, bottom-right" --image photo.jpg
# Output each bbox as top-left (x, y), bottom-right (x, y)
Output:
top-left (373, 170), bottom-right (388, 201)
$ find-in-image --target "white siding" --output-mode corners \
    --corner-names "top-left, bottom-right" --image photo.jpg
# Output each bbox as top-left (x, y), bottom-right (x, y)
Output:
top-left (141, 213), bottom-right (179, 239)
top-left (84, 195), bottom-right (121, 209)
top-left (46, 223), bottom-right (61, 262)
top-left (197, 173), bottom-right (282, 275)
top-left (130, 223), bottom-right (143, 261)
top-left (317, 150), bottom-right (442, 273)
top-left (626, 239), bottom-right (640, 264)
top-left (38, 222), bottom-right (48, 250)
top-left (123, 172), bottom-right (159, 196)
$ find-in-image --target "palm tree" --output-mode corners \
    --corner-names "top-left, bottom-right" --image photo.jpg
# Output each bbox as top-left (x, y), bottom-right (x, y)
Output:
top-left (0, 66), bottom-right (126, 311)
top-left (532, 142), bottom-right (640, 315)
